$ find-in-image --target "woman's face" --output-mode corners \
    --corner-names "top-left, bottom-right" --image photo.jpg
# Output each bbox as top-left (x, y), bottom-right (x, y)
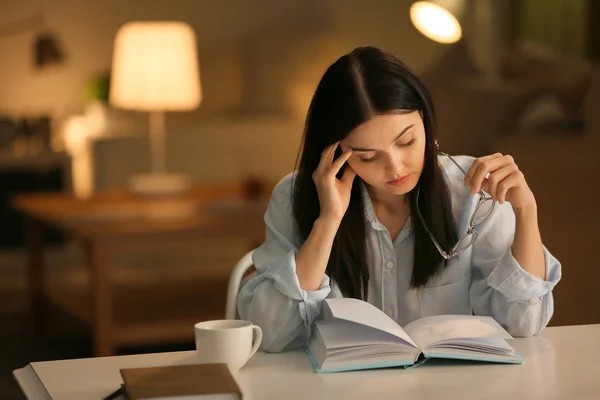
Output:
top-left (340, 111), bottom-right (426, 199)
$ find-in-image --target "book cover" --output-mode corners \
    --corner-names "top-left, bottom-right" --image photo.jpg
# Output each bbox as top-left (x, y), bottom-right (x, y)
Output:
top-left (120, 363), bottom-right (242, 399)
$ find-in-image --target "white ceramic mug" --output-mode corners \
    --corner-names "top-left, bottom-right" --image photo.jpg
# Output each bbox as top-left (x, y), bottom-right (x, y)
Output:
top-left (194, 319), bottom-right (263, 371)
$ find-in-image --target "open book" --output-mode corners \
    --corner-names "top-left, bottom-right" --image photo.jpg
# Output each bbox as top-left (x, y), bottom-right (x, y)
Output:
top-left (306, 298), bottom-right (523, 373)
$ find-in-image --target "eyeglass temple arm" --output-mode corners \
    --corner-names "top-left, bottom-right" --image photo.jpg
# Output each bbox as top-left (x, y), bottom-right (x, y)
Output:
top-left (438, 148), bottom-right (489, 199)
top-left (415, 189), bottom-right (449, 259)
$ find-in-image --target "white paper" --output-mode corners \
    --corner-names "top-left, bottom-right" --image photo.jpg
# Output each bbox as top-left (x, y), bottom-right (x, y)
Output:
top-left (404, 314), bottom-right (514, 349)
top-left (323, 298), bottom-right (418, 348)
top-left (316, 320), bottom-right (413, 350)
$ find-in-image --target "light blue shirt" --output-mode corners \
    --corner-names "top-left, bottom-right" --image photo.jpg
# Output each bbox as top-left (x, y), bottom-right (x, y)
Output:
top-left (238, 155), bottom-right (562, 352)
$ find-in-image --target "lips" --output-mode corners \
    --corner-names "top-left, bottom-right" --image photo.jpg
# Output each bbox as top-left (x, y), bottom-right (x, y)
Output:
top-left (386, 174), bottom-right (410, 185)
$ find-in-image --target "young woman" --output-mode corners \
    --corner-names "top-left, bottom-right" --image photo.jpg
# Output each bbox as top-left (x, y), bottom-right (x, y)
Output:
top-left (238, 46), bottom-right (561, 352)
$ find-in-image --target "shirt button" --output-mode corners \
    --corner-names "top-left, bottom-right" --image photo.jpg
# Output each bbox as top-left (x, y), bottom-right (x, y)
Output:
top-left (386, 309), bottom-right (393, 317)
top-left (386, 261), bottom-right (394, 269)
top-left (529, 298), bottom-right (538, 305)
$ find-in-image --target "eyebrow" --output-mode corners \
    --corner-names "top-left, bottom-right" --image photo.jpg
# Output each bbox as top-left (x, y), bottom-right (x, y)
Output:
top-left (350, 124), bottom-right (415, 152)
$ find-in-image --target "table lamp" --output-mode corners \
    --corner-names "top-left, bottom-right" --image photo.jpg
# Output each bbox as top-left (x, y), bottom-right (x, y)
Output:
top-left (409, 0), bottom-right (465, 44)
top-left (109, 21), bottom-right (201, 196)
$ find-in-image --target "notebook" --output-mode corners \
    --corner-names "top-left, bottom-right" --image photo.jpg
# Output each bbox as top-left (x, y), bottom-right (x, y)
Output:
top-left (119, 363), bottom-right (243, 400)
top-left (306, 298), bottom-right (523, 373)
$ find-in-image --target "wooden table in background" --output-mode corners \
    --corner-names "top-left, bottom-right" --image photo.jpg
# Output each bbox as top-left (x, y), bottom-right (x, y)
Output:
top-left (12, 182), bottom-right (271, 356)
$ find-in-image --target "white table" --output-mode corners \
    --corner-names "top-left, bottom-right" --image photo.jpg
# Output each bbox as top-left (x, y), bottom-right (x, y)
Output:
top-left (13, 325), bottom-right (600, 400)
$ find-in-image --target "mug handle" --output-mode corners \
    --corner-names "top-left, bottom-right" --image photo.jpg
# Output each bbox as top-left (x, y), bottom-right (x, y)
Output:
top-left (248, 325), bottom-right (263, 360)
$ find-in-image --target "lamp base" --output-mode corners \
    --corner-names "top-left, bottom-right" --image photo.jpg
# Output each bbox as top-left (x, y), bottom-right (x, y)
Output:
top-left (129, 173), bottom-right (192, 197)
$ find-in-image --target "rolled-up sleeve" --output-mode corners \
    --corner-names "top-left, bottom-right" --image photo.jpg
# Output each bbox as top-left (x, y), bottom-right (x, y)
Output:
top-left (469, 201), bottom-right (562, 337)
top-left (237, 180), bottom-right (331, 352)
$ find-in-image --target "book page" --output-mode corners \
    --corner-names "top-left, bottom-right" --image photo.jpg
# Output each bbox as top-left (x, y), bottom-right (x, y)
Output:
top-left (404, 315), bottom-right (513, 349)
top-left (432, 337), bottom-right (515, 353)
top-left (316, 319), bottom-right (414, 350)
top-left (323, 298), bottom-right (418, 348)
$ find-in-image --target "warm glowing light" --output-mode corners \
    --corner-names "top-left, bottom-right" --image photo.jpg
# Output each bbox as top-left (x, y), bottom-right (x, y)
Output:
top-left (410, 1), bottom-right (462, 44)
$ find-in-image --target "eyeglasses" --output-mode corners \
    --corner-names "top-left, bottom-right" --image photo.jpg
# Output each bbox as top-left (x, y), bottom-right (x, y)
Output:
top-left (415, 144), bottom-right (495, 260)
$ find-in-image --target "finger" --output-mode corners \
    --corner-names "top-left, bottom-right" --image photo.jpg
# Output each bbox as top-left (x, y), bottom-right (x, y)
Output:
top-left (469, 155), bottom-right (514, 194)
top-left (485, 164), bottom-right (518, 199)
top-left (330, 148), bottom-right (353, 175)
top-left (497, 171), bottom-right (524, 203)
top-left (318, 142), bottom-right (339, 172)
top-left (464, 153), bottom-right (503, 186)
top-left (480, 179), bottom-right (490, 194)
top-left (326, 142), bottom-right (339, 165)
top-left (340, 164), bottom-right (356, 186)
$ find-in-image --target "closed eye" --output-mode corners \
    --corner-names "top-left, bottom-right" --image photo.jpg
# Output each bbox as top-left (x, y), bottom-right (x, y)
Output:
top-left (360, 154), bottom-right (379, 163)
top-left (397, 137), bottom-right (416, 147)
top-left (360, 137), bottom-right (416, 163)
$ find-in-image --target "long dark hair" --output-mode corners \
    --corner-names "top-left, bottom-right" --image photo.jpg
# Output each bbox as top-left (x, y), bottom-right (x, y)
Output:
top-left (292, 46), bottom-right (457, 299)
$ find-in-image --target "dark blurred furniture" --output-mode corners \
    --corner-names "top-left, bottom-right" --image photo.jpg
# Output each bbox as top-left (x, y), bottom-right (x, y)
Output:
top-left (0, 151), bottom-right (71, 248)
top-left (12, 181), bottom-right (271, 356)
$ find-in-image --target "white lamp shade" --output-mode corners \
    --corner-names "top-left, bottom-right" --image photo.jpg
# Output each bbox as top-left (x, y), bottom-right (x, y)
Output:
top-left (110, 21), bottom-right (201, 111)
top-left (410, 0), bottom-right (464, 44)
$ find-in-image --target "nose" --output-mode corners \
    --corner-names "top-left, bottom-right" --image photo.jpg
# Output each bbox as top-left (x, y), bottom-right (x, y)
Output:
top-left (383, 154), bottom-right (401, 175)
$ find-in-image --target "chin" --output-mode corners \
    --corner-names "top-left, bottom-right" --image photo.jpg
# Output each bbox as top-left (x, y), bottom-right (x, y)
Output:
top-left (384, 185), bottom-right (413, 196)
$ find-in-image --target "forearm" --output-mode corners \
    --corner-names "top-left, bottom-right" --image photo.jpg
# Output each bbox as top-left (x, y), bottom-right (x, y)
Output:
top-left (238, 278), bottom-right (308, 352)
top-left (295, 217), bottom-right (339, 291)
top-left (511, 204), bottom-right (546, 280)
top-left (472, 286), bottom-right (554, 337)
